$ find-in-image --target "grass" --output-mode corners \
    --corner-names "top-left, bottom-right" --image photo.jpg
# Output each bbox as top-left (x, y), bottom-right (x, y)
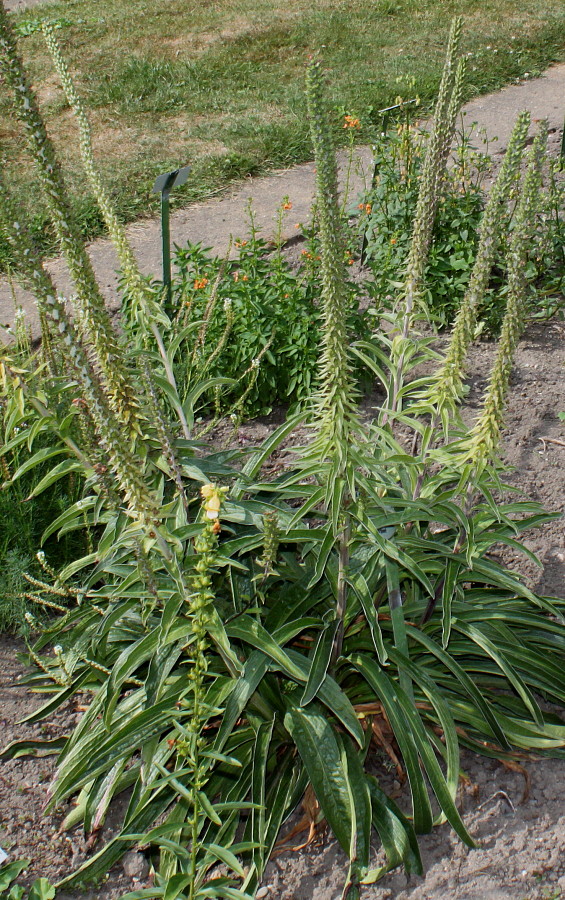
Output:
top-left (0, 0), bottom-right (564, 268)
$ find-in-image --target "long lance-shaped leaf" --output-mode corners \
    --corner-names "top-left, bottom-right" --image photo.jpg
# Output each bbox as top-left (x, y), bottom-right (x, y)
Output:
top-left (363, 776), bottom-right (422, 882)
top-left (349, 653), bottom-right (433, 834)
top-left (340, 734), bottom-right (372, 883)
top-left (283, 699), bottom-right (353, 856)
top-left (386, 647), bottom-right (460, 825)
top-left (301, 617), bottom-right (341, 706)
top-left (453, 620), bottom-right (544, 727)
top-left (225, 617), bottom-right (363, 745)
top-left (248, 719), bottom-right (274, 884)
top-left (404, 624), bottom-right (510, 749)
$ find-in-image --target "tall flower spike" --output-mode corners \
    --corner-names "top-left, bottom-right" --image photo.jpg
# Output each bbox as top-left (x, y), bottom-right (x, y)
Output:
top-left (432, 109), bottom-right (531, 413)
top-left (0, 169), bottom-right (160, 525)
top-left (305, 57), bottom-right (360, 467)
top-left (403, 17), bottom-right (463, 312)
top-left (466, 122), bottom-right (547, 472)
top-left (42, 23), bottom-right (152, 320)
top-left (383, 20), bottom-right (464, 423)
top-left (0, 4), bottom-right (139, 432)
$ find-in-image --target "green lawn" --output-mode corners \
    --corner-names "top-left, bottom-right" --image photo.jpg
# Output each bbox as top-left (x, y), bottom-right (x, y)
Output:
top-left (1, 0), bottom-right (564, 265)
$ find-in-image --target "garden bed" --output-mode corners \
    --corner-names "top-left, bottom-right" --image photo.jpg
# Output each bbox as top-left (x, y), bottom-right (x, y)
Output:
top-left (2, 316), bottom-right (565, 900)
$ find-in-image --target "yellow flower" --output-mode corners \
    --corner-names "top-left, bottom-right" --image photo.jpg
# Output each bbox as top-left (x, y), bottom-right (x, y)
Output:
top-left (200, 483), bottom-right (227, 520)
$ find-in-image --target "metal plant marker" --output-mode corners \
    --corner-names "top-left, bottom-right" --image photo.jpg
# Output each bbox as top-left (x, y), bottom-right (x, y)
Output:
top-left (152, 165), bottom-right (191, 310)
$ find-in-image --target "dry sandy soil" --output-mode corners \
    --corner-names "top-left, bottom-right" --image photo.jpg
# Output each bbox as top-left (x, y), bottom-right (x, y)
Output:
top-left (0, 14), bottom-right (564, 899)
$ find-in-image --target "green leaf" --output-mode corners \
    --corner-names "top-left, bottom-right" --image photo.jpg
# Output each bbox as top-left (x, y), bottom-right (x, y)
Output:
top-left (27, 879), bottom-right (56, 900)
top-left (0, 737), bottom-right (67, 759)
top-left (405, 625), bottom-right (510, 750)
top-left (341, 735), bottom-right (371, 875)
top-left (163, 873), bottom-right (193, 900)
top-left (307, 525), bottom-right (336, 590)
top-left (197, 790), bottom-right (223, 826)
top-left (215, 651), bottom-right (269, 753)
top-left (385, 558), bottom-right (413, 702)
top-left (249, 719), bottom-right (273, 880)
top-left (283, 701), bottom-right (353, 855)
top-left (0, 861), bottom-right (29, 891)
top-left (25, 457), bottom-right (83, 498)
top-left (201, 842), bottom-right (245, 877)
top-left (440, 559), bottom-right (460, 648)
top-left (11, 445), bottom-right (68, 482)
top-left (286, 649), bottom-right (364, 747)
top-left (348, 569), bottom-right (388, 665)
top-left (364, 777), bottom-right (422, 879)
top-left (301, 617), bottom-right (340, 706)
top-left (454, 620), bottom-right (544, 728)
top-left (349, 653), bottom-right (432, 834)
top-left (232, 411), bottom-right (307, 499)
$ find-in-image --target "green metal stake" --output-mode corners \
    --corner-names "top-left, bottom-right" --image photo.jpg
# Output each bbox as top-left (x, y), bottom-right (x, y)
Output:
top-left (153, 165), bottom-right (191, 313)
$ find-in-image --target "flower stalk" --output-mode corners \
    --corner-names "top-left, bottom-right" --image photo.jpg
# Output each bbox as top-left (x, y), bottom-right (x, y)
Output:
top-left (0, 170), bottom-right (159, 525)
top-left (432, 110), bottom-right (531, 414)
top-left (0, 4), bottom-right (139, 431)
top-left (305, 56), bottom-right (360, 469)
top-left (466, 122), bottom-right (547, 472)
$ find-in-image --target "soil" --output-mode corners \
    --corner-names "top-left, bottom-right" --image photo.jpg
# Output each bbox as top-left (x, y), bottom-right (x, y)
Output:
top-left (1, 25), bottom-right (565, 900)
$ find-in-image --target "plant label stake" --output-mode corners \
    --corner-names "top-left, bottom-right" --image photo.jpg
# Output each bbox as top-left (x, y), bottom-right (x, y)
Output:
top-left (152, 165), bottom-right (191, 312)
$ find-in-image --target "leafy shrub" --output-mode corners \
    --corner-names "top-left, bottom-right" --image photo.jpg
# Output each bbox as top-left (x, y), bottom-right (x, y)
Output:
top-left (172, 226), bottom-right (368, 418)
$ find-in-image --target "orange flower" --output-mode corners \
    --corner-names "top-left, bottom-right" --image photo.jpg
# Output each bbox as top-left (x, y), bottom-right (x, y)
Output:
top-left (343, 115), bottom-right (361, 130)
top-left (193, 277), bottom-right (209, 290)
top-left (390, 237), bottom-right (397, 245)
top-left (235, 239), bottom-right (248, 248)
top-left (282, 200), bottom-right (292, 210)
